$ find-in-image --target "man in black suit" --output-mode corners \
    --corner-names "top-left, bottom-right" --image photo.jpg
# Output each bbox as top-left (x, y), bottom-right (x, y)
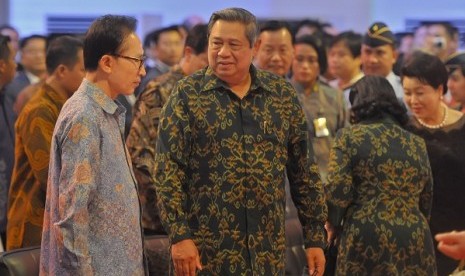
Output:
top-left (4, 35), bottom-right (46, 104)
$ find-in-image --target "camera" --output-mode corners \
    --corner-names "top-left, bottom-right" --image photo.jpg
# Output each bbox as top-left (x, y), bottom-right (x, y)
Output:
top-left (433, 36), bottom-right (446, 49)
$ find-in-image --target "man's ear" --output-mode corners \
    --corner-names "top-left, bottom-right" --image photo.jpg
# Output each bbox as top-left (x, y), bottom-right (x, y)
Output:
top-left (184, 46), bottom-right (193, 62)
top-left (151, 44), bottom-right (159, 59)
top-left (0, 60), bottom-right (5, 76)
top-left (391, 46), bottom-right (399, 63)
top-left (252, 38), bottom-right (261, 58)
top-left (55, 64), bottom-right (67, 78)
top-left (99, 55), bottom-right (113, 73)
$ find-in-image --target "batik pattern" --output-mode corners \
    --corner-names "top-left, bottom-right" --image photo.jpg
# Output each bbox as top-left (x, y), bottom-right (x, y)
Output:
top-left (126, 65), bottom-right (184, 233)
top-left (327, 117), bottom-right (436, 276)
top-left (154, 66), bottom-right (327, 275)
top-left (40, 79), bottom-right (146, 275)
top-left (8, 84), bottom-right (67, 250)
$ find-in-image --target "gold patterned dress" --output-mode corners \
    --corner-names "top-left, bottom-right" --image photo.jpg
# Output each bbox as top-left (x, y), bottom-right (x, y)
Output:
top-left (327, 116), bottom-right (437, 276)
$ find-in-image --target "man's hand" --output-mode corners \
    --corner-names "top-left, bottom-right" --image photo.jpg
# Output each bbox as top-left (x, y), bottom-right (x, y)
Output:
top-left (325, 221), bottom-right (336, 244)
top-left (306, 247), bottom-right (325, 276)
top-left (171, 239), bottom-right (202, 276)
top-left (435, 231), bottom-right (465, 260)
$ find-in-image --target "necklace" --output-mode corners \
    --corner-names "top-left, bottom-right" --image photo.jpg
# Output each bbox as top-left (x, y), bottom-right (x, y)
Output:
top-left (417, 105), bottom-right (448, 129)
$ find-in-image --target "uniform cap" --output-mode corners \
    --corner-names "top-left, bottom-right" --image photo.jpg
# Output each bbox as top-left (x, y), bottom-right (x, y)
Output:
top-left (363, 22), bottom-right (395, 47)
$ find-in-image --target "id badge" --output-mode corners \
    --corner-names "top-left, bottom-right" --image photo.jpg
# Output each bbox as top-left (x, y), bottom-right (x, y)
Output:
top-left (313, 117), bottom-right (329, 137)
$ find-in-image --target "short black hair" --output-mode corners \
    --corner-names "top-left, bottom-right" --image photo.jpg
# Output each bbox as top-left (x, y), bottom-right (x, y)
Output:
top-left (208, 7), bottom-right (258, 48)
top-left (350, 75), bottom-right (408, 126)
top-left (19, 34), bottom-right (47, 50)
top-left (0, 34), bottom-right (11, 61)
top-left (394, 32), bottom-right (413, 49)
top-left (329, 31), bottom-right (362, 58)
top-left (259, 20), bottom-right (294, 44)
top-left (0, 24), bottom-right (18, 35)
top-left (147, 25), bottom-right (181, 47)
top-left (185, 24), bottom-right (208, 54)
top-left (84, 14), bottom-right (137, 71)
top-left (401, 51), bottom-right (448, 94)
top-left (46, 35), bottom-right (83, 74)
top-left (426, 21), bottom-right (456, 39)
top-left (294, 34), bottom-right (328, 75)
top-left (445, 52), bottom-right (465, 78)
top-left (295, 19), bottom-right (323, 34)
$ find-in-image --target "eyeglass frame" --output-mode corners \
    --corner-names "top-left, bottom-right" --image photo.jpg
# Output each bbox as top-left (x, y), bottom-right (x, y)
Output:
top-left (110, 53), bottom-right (147, 71)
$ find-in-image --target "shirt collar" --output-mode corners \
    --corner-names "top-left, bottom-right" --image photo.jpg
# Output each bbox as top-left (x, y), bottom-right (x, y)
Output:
top-left (42, 83), bottom-right (69, 106)
top-left (154, 59), bottom-right (171, 74)
top-left (81, 79), bottom-right (123, 115)
top-left (170, 64), bottom-right (186, 76)
top-left (24, 70), bottom-right (41, 84)
top-left (291, 79), bottom-right (320, 95)
top-left (385, 71), bottom-right (397, 82)
top-left (200, 65), bottom-right (274, 93)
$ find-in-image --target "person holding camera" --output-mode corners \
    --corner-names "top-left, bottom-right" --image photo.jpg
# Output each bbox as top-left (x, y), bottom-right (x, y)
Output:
top-left (428, 22), bottom-right (459, 62)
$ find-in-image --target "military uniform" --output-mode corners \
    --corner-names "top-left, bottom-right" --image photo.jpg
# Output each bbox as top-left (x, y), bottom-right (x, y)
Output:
top-left (362, 22), bottom-right (404, 102)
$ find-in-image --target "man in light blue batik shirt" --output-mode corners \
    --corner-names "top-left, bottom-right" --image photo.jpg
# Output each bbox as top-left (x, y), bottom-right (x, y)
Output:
top-left (40, 15), bottom-right (147, 275)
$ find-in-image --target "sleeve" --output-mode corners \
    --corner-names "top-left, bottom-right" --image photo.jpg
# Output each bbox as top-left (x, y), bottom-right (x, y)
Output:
top-left (286, 84), bottom-right (328, 249)
top-left (126, 87), bottom-right (163, 223)
top-left (153, 84), bottom-right (192, 244)
top-left (326, 128), bottom-right (353, 228)
top-left (54, 116), bottom-right (99, 274)
top-left (19, 107), bottom-right (55, 191)
top-left (418, 139), bottom-right (433, 221)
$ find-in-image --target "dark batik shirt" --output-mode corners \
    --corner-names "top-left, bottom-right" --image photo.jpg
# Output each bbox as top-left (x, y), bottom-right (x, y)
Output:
top-left (40, 79), bottom-right (146, 275)
top-left (127, 65), bottom-right (184, 233)
top-left (154, 66), bottom-right (327, 275)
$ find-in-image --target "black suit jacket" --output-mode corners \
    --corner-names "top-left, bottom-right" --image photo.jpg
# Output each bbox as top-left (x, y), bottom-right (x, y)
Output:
top-left (4, 71), bottom-right (31, 103)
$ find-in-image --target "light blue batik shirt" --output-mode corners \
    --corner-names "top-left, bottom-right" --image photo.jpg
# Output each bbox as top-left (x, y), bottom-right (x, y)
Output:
top-left (40, 79), bottom-right (146, 276)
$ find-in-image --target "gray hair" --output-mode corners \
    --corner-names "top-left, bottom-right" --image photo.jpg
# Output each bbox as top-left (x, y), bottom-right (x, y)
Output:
top-left (207, 7), bottom-right (258, 48)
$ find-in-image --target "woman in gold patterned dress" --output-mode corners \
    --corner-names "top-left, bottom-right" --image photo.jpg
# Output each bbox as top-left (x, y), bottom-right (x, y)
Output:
top-left (326, 75), bottom-right (437, 275)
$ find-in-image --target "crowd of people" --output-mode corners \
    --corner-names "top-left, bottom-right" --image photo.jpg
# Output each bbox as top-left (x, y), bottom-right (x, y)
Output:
top-left (1, 6), bottom-right (465, 276)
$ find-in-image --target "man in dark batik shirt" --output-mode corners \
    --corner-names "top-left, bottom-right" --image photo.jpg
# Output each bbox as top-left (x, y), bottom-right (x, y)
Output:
top-left (154, 8), bottom-right (327, 276)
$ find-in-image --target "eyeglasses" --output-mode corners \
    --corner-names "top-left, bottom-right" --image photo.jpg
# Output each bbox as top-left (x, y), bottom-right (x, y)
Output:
top-left (111, 53), bottom-right (146, 71)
